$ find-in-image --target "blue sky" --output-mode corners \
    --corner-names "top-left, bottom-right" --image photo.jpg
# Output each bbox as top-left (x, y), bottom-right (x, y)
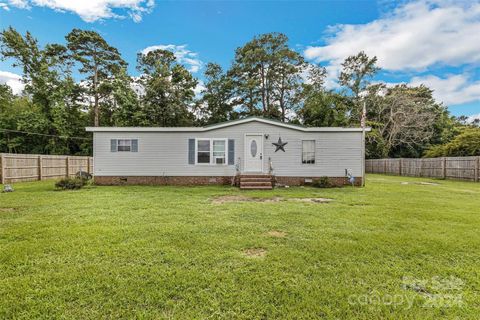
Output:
top-left (0, 0), bottom-right (479, 119)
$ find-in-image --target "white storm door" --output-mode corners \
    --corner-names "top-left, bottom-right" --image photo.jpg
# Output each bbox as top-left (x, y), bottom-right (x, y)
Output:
top-left (244, 134), bottom-right (263, 172)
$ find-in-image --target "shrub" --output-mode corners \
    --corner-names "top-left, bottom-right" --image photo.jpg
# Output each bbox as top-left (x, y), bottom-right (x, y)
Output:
top-left (75, 171), bottom-right (92, 180)
top-left (312, 176), bottom-right (332, 188)
top-left (55, 177), bottom-right (87, 190)
top-left (424, 128), bottom-right (480, 157)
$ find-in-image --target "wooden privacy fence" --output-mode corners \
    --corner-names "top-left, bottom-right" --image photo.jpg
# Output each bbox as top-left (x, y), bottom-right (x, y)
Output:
top-left (366, 157), bottom-right (480, 182)
top-left (0, 153), bottom-right (93, 184)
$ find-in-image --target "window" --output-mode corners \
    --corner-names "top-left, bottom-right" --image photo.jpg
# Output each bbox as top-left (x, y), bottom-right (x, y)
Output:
top-left (213, 140), bottom-right (226, 164)
top-left (196, 139), bottom-right (228, 165)
top-left (197, 139), bottom-right (210, 163)
top-left (111, 139), bottom-right (138, 152)
top-left (118, 139), bottom-right (132, 152)
top-left (302, 140), bottom-right (315, 164)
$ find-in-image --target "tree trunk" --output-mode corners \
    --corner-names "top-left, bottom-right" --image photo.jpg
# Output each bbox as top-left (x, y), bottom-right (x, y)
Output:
top-left (93, 54), bottom-right (99, 127)
top-left (260, 64), bottom-right (267, 114)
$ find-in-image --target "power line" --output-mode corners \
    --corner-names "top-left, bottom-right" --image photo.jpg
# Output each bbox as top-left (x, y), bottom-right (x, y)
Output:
top-left (0, 128), bottom-right (92, 140)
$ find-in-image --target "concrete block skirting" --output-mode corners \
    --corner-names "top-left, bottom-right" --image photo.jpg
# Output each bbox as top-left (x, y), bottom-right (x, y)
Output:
top-left (94, 175), bottom-right (362, 187)
top-left (274, 176), bottom-right (362, 187)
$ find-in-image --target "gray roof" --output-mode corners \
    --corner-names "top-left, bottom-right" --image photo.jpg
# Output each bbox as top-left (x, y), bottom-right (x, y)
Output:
top-left (86, 116), bottom-right (371, 132)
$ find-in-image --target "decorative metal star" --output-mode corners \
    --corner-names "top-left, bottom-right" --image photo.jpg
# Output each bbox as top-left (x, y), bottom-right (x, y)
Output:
top-left (272, 137), bottom-right (288, 152)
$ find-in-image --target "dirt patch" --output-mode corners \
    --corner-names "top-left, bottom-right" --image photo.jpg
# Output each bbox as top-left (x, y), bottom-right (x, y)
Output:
top-left (401, 181), bottom-right (439, 186)
top-left (0, 207), bottom-right (17, 213)
top-left (242, 248), bottom-right (267, 258)
top-left (211, 195), bottom-right (332, 204)
top-left (418, 182), bottom-right (440, 186)
top-left (211, 195), bottom-right (282, 204)
top-left (290, 198), bottom-right (333, 203)
top-left (266, 230), bottom-right (287, 238)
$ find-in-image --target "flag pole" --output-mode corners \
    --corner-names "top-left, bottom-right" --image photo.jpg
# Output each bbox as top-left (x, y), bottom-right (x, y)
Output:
top-left (361, 101), bottom-right (366, 187)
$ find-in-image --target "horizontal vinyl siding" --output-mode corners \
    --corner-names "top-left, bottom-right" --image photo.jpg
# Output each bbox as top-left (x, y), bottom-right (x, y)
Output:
top-left (93, 121), bottom-right (363, 177)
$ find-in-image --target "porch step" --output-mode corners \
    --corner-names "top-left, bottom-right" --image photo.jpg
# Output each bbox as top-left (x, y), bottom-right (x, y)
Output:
top-left (239, 174), bottom-right (273, 190)
top-left (240, 177), bottom-right (272, 182)
top-left (240, 182), bottom-right (272, 187)
top-left (240, 186), bottom-right (273, 190)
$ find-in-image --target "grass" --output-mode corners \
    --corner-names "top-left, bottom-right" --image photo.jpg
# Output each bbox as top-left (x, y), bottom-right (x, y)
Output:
top-left (1, 174), bottom-right (479, 319)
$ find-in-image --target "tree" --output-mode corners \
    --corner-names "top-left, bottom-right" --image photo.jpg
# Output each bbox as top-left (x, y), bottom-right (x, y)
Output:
top-left (296, 64), bottom-right (349, 127)
top-left (339, 51), bottom-right (379, 122)
top-left (66, 29), bottom-right (126, 126)
top-left (297, 91), bottom-right (351, 127)
top-left (0, 27), bottom-right (90, 155)
top-left (339, 51), bottom-right (379, 98)
top-left (198, 63), bottom-right (236, 124)
top-left (364, 84), bottom-right (449, 158)
top-left (424, 128), bottom-right (480, 157)
top-left (136, 49), bottom-right (197, 126)
top-left (229, 32), bottom-right (305, 121)
top-left (305, 63), bottom-right (328, 92)
top-left (110, 69), bottom-right (142, 126)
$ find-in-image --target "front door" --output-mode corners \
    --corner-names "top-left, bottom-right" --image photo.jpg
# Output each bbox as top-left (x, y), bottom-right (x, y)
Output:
top-left (244, 134), bottom-right (263, 172)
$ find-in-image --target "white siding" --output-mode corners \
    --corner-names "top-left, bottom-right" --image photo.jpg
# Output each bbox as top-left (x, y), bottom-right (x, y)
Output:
top-left (93, 121), bottom-right (363, 177)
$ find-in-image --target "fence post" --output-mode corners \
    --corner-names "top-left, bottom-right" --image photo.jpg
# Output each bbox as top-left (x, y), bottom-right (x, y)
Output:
top-left (87, 157), bottom-right (90, 174)
top-left (399, 158), bottom-right (403, 176)
top-left (1, 154), bottom-right (5, 184)
top-left (475, 156), bottom-right (479, 183)
top-left (66, 156), bottom-right (70, 178)
top-left (442, 157), bottom-right (447, 179)
top-left (38, 156), bottom-right (43, 180)
top-left (384, 160), bottom-right (387, 174)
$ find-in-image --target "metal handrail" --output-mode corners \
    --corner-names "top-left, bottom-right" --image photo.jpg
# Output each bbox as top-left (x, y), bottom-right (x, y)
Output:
top-left (232, 157), bottom-right (241, 186)
top-left (268, 157), bottom-right (274, 175)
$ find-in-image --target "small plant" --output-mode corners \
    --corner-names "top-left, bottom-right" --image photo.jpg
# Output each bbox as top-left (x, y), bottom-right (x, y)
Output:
top-left (312, 176), bottom-right (332, 188)
top-left (55, 177), bottom-right (87, 190)
top-left (75, 171), bottom-right (92, 180)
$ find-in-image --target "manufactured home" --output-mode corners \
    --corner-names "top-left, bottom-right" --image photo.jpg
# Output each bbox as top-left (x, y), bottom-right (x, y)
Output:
top-left (86, 117), bottom-right (369, 189)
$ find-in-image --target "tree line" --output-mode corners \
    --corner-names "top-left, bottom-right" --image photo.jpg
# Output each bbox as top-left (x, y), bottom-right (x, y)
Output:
top-left (0, 28), bottom-right (478, 157)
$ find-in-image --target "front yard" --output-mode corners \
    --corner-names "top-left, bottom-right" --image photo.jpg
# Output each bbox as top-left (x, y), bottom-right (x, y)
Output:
top-left (1, 175), bottom-right (479, 319)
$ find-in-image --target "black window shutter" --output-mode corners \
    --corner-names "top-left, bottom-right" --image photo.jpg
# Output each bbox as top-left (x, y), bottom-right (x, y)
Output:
top-left (111, 139), bottom-right (117, 152)
top-left (188, 139), bottom-right (195, 164)
top-left (228, 139), bottom-right (235, 165)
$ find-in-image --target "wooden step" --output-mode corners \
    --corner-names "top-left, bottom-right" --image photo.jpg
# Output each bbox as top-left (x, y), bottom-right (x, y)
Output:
top-left (237, 174), bottom-right (273, 189)
top-left (240, 181), bottom-right (272, 187)
top-left (240, 185), bottom-right (273, 190)
top-left (240, 177), bottom-right (272, 182)
top-left (239, 174), bottom-right (272, 178)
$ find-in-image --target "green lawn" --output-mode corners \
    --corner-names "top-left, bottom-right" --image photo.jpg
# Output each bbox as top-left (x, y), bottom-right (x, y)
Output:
top-left (1, 175), bottom-right (479, 319)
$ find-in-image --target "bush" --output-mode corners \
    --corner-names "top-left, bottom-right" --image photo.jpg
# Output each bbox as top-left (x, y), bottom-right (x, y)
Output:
top-left (55, 177), bottom-right (87, 190)
top-left (75, 171), bottom-right (92, 180)
top-left (424, 128), bottom-right (480, 157)
top-left (312, 176), bottom-right (332, 188)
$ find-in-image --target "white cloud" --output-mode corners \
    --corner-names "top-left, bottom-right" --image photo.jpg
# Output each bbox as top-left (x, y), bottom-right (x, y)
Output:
top-left (0, 71), bottom-right (24, 95)
top-left (0, 2), bottom-right (10, 10)
top-left (304, 1), bottom-right (480, 71)
top-left (7, 0), bottom-right (27, 9)
top-left (194, 80), bottom-right (205, 97)
top-left (467, 113), bottom-right (480, 123)
top-left (5, 0), bottom-right (154, 22)
top-left (409, 74), bottom-right (480, 105)
top-left (141, 44), bottom-right (203, 73)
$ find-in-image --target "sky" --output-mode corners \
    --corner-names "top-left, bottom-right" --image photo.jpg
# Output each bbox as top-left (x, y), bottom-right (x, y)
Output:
top-left (0, 0), bottom-right (479, 120)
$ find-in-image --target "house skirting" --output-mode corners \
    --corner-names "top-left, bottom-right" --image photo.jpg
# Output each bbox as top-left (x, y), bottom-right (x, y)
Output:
top-left (94, 175), bottom-right (362, 187)
top-left (275, 176), bottom-right (362, 187)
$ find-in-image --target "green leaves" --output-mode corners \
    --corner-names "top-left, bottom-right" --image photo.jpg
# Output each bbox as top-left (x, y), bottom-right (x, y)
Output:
top-left (229, 32), bottom-right (306, 121)
top-left (339, 51), bottom-right (379, 98)
top-left (66, 29), bottom-right (127, 126)
top-left (136, 49), bottom-right (197, 127)
top-left (424, 128), bottom-right (480, 157)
